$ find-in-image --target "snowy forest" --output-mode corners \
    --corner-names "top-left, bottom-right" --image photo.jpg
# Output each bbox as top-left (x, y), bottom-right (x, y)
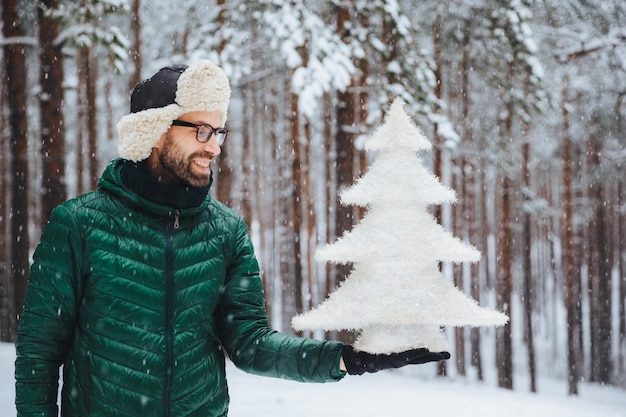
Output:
top-left (0, 0), bottom-right (625, 398)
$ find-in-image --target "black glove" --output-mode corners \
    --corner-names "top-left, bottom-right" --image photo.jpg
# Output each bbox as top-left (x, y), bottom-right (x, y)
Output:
top-left (341, 345), bottom-right (451, 376)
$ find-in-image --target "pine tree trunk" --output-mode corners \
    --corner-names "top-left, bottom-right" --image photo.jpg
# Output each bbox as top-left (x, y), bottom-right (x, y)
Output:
top-left (276, 85), bottom-right (295, 331)
top-left (0, 90), bottom-right (11, 342)
top-left (619, 180), bottom-right (626, 382)
top-left (496, 176), bottom-right (513, 389)
top-left (38, 0), bottom-right (67, 221)
top-left (2, 0), bottom-right (30, 341)
top-left (289, 92), bottom-right (304, 326)
top-left (522, 140), bottom-right (537, 393)
top-left (323, 93), bottom-right (336, 307)
top-left (215, 0), bottom-right (233, 209)
top-left (215, 136), bottom-right (233, 207)
top-left (467, 155), bottom-right (483, 380)
top-left (333, 5), bottom-right (356, 292)
top-left (263, 88), bottom-right (280, 325)
top-left (431, 15), bottom-right (447, 377)
top-left (459, 20), bottom-right (484, 380)
top-left (561, 79), bottom-right (581, 395)
top-left (586, 132), bottom-right (612, 384)
top-left (76, 67), bottom-right (85, 195)
top-left (329, 3), bottom-right (362, 345)
top-left (454, 168), bottom-right (466, 376)
top-left (128, 0), bottom-right (143, 92)
top-left (496, 64), bottom-right (514, 389)
top-left (304, 119), bottom-right (315, 316)
top-left (79, 47), bottom-right (99, 190)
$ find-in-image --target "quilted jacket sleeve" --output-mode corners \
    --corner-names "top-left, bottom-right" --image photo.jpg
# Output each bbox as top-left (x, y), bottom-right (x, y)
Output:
top-left (215, 217), bottom-right (345, 383)
top-left (15, 203), bottom-right (83, 417)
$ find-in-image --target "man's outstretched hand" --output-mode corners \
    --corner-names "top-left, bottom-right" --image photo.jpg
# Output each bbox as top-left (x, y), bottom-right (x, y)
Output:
top-left (341, 345), bottom-right (451, 376)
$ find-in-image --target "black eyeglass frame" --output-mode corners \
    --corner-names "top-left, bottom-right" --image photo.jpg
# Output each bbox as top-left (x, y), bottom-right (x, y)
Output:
top-left (171, 119), bottom-right (228, 145)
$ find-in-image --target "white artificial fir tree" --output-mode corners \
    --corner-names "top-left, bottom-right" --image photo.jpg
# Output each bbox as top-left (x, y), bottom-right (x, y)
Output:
top-left (292, 98), bottom-right (508, 354)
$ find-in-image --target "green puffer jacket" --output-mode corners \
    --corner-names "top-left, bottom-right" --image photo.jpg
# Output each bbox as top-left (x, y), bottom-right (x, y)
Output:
top-left (15, 159), bottom-right (344, 417)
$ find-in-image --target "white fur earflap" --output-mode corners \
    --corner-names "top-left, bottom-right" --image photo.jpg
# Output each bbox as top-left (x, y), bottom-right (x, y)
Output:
top-left (117, 60), bottom-right (231, 162)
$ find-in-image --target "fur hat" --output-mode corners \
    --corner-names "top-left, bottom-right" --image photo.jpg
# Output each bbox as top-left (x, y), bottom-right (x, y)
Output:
top-left (117, 60), bottom-right (231, 161)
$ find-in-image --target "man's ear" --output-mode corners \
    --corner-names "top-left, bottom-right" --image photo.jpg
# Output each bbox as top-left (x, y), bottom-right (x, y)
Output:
top-left (153, 131), bottom-right (168, 149)
top-left (146, 132), bottom-right (167, 166)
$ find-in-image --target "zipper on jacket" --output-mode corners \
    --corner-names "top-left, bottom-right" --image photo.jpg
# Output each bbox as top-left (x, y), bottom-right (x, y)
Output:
top-left (85, 352), bottom-right (92, 414)
top-left (173, 209), bottom-right (180, 229)
top-left (163, 218), bottom-right (176, 417)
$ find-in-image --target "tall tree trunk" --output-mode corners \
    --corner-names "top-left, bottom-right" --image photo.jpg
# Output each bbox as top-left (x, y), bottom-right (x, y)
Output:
top-left (431, 14), bottom-right (448, 377)
top-left (455, 167), bottom-right (466, 376)
top-left (330, 3), bottom-right (361, 345)
top-left (496, 175), bottom-right (513, 389)
top-left (84, 48), bottom-right (99, 189)
top-left (215, 134), bottom-right (233, 207)
top-left (522, 138), bottom-right (537, 393)
top-left (2, 0), bottom-right (30, 341)
top-left (277, 82), bottom-right (295, 332)
top-left (263, 85), bottom-right (280, 325)
top-left (38, 0), bottom-right (67, 222)
top-left (586, 131), bottom-right (612, 384)
top-left (0, 81), bottom-right (11, 341)
top-left (617, 179), bottom-right (626, 385)
top-left (561, 78), bottom-right (581, 395)
top-left (333, 4), bottom-right (355, 291)
top-left (496, 65), bottom-right (514, 390)
top-left (128, 0), bottom-right (142, 92)
top-left (215, 0), bottom-right (233, 208)
top-left (355, 13), bottom-right (369, 220)
top-left (289, 92), bottom-right (304, 328)
top-left (76, 68), bottom-right (86, 195)
top-left (324, 93), bottom-right (336, 308)
top-left (460, 18), bottom-right (484, 380)
top-left (304, 119), bottom-right (315, 316)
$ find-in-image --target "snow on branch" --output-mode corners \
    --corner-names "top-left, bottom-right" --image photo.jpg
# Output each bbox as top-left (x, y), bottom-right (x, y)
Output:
top-left (555, 28), bottom-right (626, 63)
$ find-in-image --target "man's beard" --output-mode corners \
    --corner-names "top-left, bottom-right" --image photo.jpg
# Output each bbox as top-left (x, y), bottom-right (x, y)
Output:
top-left (159, 136), bottom-right (213, 188)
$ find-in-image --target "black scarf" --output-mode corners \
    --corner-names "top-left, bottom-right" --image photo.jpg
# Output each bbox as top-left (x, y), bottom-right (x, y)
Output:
top-left (120, 160), bottom-right (212, 209)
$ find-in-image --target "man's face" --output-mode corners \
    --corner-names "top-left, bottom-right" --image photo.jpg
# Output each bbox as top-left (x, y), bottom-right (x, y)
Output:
top-left (150, 110), bottom-right (223, 187)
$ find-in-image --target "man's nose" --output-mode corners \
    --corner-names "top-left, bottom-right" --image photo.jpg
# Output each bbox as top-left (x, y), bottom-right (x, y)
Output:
top-left (203, 139), bottom-right (221, 156)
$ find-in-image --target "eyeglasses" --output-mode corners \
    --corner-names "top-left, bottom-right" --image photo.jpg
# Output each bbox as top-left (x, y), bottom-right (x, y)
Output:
top-left (171, 120), bottom-right (228, 145)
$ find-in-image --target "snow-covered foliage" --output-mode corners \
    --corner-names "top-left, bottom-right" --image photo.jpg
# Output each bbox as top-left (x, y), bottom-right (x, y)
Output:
top-left (292, 99), bottom-right (508, 353)
top-left (257, 0), bottom-right (358, 118)
top-left (351, 0), bottom-right (460, 144)
top-left (44, 0), bottom-right (130, 73)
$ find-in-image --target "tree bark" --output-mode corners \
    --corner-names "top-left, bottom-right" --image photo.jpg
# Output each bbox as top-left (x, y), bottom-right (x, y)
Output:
top-left (2, 0), bottom-right (31, 341)
top-left (561, 78), bottom-right (581, 395)
top-left (289, 91), bottom-right (304, 326)
top-left (431, 15), bottom-right (448, 378)
top-left (617, 180), bottom-right (626, 385)
top-left (522, 139), bottom-right (537, 393)
top-left (304, 119), bottom-right (315, 316)
top-left (496, 175), bottom-right (513, 389)
top-left (496, 64), bottom-right (514, 390)
top-left (586, 131), bottom-right (612, 384)
top-left (333, 5), bottom-right (355, 290)
top-left (459, 18), bottom-right (483, 381)
top-left (0, 82), bottom-right (11, 342)
top-left (324, 93), bottom-right (336, 308)
top-left (84, 48), bottom-right (99, 189)
top-left (128, 0), bottom-right (143, 92)
top-left (215, 0), bottom-right (233, 208)
top-left (38, 0), bottom-right (67, 222)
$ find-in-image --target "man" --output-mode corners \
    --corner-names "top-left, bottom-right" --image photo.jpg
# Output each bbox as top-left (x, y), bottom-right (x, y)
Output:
top-left (15, 60), bottom-right (449, 417)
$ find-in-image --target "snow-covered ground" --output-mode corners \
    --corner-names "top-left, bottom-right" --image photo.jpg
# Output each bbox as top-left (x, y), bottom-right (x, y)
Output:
top-left (2, 343), bottom-right (624, 416)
